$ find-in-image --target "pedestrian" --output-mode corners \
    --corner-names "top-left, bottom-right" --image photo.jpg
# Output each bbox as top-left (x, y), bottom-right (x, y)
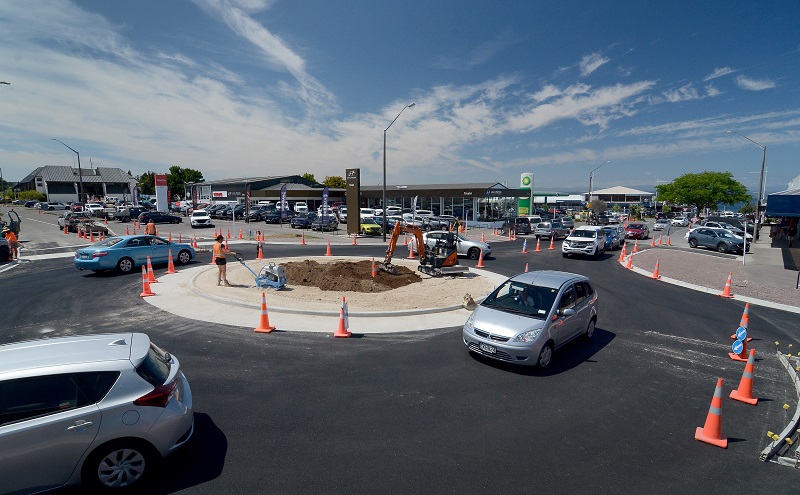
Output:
top-left (213, 234), bottom-right (236, 286)
top-left (2, 226), bottom-right (18, 259)
top-left (144, 219), bottom-right (157, 235)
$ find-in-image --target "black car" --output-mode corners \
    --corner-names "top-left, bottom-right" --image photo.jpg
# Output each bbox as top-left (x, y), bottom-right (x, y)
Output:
top-left (115, 207), bottom-right (147, 222)
top-left (500, 217), bottom-right (532, 235)
top-left (138, 211), bottom-right (183, 224)
top-left (311, 215), bottom-right (339, 231)
top-left (290, 212), bottom-right (317, 229)
top-left (264, 209), bottom-right (294, 223)
top-left (248, 205), bottom-right (277, 221)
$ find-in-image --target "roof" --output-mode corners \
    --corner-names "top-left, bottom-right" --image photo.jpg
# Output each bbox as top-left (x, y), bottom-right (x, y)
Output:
top-left (513, 270), bottom-right (587, 289)
top-left (17, 165), bottom-right (135, 184)
top-left (588, 186), bottom-right (655, 196)
top-left (765, 188), bottom-right (800, 218)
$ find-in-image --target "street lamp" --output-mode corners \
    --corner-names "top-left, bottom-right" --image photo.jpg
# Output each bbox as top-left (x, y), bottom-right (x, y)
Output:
top-left (588, 160), bottom-right (610, 216)
top-left (52, 138), bottom-right (85, 203)
top-left (727, 130), bottom-right (766, 241)
top-left (383, 102), bottom-right (415, 241)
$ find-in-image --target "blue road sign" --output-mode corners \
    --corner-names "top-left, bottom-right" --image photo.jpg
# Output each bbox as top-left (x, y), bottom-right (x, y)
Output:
top-left (735, 326), bottom-right (748, 341)
top-left (732, 340), bottom-right (744, 355)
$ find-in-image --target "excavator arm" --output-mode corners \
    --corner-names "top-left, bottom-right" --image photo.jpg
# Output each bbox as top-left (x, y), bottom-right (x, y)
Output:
top-left (380, 221), bottom-right (425, 275)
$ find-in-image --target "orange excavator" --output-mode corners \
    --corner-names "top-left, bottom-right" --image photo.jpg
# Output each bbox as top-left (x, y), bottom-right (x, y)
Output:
top-left (379, 221), bottom-right (468, 277)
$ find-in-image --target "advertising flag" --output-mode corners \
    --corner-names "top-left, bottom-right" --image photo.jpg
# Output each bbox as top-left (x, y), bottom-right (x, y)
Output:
top-left (322, 186), bottom-right (329, 222)
top-left (280, 184), bottom-right (287, 219)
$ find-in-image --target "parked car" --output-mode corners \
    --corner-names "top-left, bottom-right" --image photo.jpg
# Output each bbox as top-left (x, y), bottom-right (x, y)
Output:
top-left (359, 208), bottom-right (375, 219)
top-left (624, 222), bottom-right (650, 239)
top-left (704, 216), bottom-right (754, 233)
top-left (74, 235), bottom-right (196, 273)
top-left (248, 204), bottom-right (276, 221)
top-left (24, 200), bottom-right (38, 208)
top-left (42, 202), bottom-right (69, 210)
top-left (139, 211), bottom-right (183, 224)
top-left (687, 227), bottom-right (747, 254)
top-left (190, 209), bottom-right (213, 228)
top-left (293, 202), bottom-right (309, 213)
top-left (702, 220), bottom-right (753, 240)
top-left (264, 209), bottom-right (295, 223)
top-left (410, 230), bottom-right (491, 260)
top-left (534, 221), bottom-right (570, 240)
top-left (290, 212), bottom-right (318, 229)
top-left (652, 218), bottom-right (670, 231)
top-left (0, 332), bottom-right (193, 494)
top-left (561, 226), bottom-right (606, 258)
top-left (114, 206), bottom-right (147, 222)
top-left (311, 214), bottom-right (339, 231)
top-left (358, 217), bottom-right (383, 235)
top-left (500, 217), bottom-right (532, 235)
top-left (463, 270), bottom-right (598, 368)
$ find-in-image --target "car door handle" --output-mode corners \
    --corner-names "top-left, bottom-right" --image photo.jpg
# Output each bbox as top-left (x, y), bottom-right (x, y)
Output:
top-left (67, 420), bottom-right (94, 430)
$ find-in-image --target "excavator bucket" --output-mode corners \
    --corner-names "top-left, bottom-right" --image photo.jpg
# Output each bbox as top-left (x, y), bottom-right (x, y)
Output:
top-left (378, 262), bottom-right (398, 275)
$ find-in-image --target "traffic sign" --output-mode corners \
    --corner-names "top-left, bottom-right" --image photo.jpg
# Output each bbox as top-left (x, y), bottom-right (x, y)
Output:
top-left (735, 326), bottom-right (748, 341)
top-left (732, 340), bottom-right (744, 355)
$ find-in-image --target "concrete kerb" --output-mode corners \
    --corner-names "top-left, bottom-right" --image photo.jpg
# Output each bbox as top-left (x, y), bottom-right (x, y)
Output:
top-left (760, 352), bottom-right (800, 465)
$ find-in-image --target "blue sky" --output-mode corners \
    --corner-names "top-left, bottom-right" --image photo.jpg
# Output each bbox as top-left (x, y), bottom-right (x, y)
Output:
top-left (1, 0), bottom-right (798, 196)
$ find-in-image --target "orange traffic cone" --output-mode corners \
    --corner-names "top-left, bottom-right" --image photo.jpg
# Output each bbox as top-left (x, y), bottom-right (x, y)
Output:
top-left (618, 243), bottom-right (627, 262)
top-left (667, 236), bottom-right (672, 246)
top-left (193, 234), bottom-right (198, 249)
top-left (63, 224), bottom-right (68, 234)
top-left (650, 237), bottom-right (656, 248)
top-left (476, 249), bottom-right (485, 268)
top-left (524, 262), bottom-right (529, 273)
top-left (334, 297), bottom-right (351, 338)
top-left (730, 303), bottom-right (753, 341)
top-left (165, 249), bottom-right (177, 274)
top-left (403, 234), bottom-right (408, 246)
top-left (658, 234), bottom-right (663, 245)
top-left (729, 349), bottom-right (758, 405)
top-left (407, 242), bottom-right (415, 259)
top-left (633, 240), bottom-right (639, 253)
top-left (522, 239), bottom-right (528, 254)
top-left (178, 233), bottom-right (182, 244)
top-left (89, 230), bottom-right (94, 242)
top-left (254, 291), bottom-right (276, 333)
top-left (625, 254), bottom-right (633, 269)
top-left (729, 335), bottom-right (749, 362)
top-left (256, 243), bottom-right (264, 260)
top-left (140, 265), bottom-right (155, 297)
top-left (719, 272), bottom-right (734, 298)
top-left (239, 228), bottom-right (243, 240)
top-left (226, 228), bottom-right (231, 239)
top-left (225, 238), bottom-right (229, 250)
top-left (548, 237), bottom-right (555, 250)
top-left (352, 235), bottom-right (358, 245)
top-left (325, 241), bottom-right (332, 256)
top-left (695, 378), bottom-right (728, 448)
top-left (146, 256), bottom-right (157, 283)
top-left (168, 231), bottom-right (172, 242)
top-left (535, 238), bottom-right (542, 252)
top-left (371, 257), bottom-right (377, 278)
top-left (209, 253), bottom-right (216, 265)
top-left (650, 258), bottom-right (661, 279)
top-left (481, 231), bottom-right (485, 243)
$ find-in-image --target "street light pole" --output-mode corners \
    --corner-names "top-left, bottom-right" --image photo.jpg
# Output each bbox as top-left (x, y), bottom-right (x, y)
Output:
top-left (588, 160), bottom-right (610, 217)
top-left (727, 131), bottom-right (766, 241)
top-left (52, 139), bottom-right (85, 203)
top-left (382, 102), bottom-right (415, 241)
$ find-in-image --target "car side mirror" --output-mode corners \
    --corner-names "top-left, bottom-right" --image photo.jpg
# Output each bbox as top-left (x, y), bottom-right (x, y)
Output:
top-left (559, 308), bottom-right (575, 317)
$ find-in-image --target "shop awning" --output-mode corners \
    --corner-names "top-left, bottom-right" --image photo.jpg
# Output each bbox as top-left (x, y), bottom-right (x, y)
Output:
top-left (765, 189), bottom-right (800, 218)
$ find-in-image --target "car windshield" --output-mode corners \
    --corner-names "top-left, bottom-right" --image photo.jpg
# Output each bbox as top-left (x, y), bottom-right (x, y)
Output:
top-left (481, 280), bottom-right (558, 319)
top-left (95, 237), bottom-right (125, 247)
top-left (362, 218), bottom-right (379, 225)
top-left (536, 223), bottom-right (551, 228)
top-left (571, 229), bottom-right (597, 238)
top-left (628, 225), bottom-right (644, 229)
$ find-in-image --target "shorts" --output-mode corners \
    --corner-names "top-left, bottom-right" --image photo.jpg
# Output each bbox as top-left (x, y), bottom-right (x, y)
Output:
top-left (215, 257), bottom-right (227, 266)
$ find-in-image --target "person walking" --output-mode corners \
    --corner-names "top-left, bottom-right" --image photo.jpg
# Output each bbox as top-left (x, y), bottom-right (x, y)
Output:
top-left (2, 226), bottom-right (18, 259)
top-left (144, 219), bottom-right (157, 236)
top-left (213, 234), bottom-right (236, 286)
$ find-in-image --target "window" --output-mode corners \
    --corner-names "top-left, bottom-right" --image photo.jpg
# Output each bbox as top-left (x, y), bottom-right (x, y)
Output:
top-left (574, 282), bottom-right (587, 304)
top-left (558, 286), bottom-right (577, 310)
top-left (136, 343), bottom-right (171, 387)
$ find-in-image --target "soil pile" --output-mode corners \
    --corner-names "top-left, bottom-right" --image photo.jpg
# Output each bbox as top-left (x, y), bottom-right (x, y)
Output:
top-left (283, 259), bottom-right (420, 292)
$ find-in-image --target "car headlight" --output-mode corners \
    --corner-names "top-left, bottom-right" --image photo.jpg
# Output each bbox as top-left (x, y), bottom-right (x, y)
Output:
top-left (464, 314), bottom-right (475, 331)
top-left (563, 240), bottom-right (570, 247)
top-left (512, 328), bottom-right (543, 342)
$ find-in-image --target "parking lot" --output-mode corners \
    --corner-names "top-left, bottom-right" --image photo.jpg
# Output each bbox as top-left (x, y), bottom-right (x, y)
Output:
top-left (2, 206), bottom-right (800, 494)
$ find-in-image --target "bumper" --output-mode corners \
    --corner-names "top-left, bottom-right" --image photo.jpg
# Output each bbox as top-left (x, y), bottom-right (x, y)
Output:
top-left (191, 220), bottom-right (213, 227)
top-left (74, 256), bottom-right (120, 271)
top-left (462, 329), bottom-right (541, 365)
top-left (561, 242), bottom-right (599, 255)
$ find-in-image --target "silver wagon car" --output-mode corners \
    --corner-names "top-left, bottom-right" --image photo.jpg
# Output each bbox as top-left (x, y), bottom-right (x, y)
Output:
top-left (0, 333), bottom-right (193, 493)
top-left (463, 271), bottom-right (598, 368)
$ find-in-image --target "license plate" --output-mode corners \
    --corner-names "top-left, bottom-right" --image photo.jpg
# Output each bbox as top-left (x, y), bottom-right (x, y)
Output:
top-left (479, 343), bottom-right (496, 354)
top-left (80, 254), bottom-right (89, 259)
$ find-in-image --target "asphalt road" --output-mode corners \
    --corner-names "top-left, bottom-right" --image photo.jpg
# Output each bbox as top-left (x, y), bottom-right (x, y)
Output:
top-left (2, 211), bottom-right (799, 494)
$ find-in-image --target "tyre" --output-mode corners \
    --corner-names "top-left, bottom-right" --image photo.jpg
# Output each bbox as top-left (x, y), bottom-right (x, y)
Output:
top-left (177, 249), bottom-right (192, 265)
top-left (0, 247), bottom-right (10, 262)
top-left (467, 247), bottom-right (480, 260)
top-left (562, 253), bottom-right (568, 258)
top-left (717, 243), bottom-right (728, 253)
top-left (116, 257), bottom-right (134, 274)
top-left (585, 318), bottom-right (595, 339)
top-left (537, 341), bottom-right (554, 369)
top-left (82, 439), bottom-right (157, 491)
top-left (123, 216), bottom-right (130, 223)
top-left (688, 238), bottom-right (698, 248)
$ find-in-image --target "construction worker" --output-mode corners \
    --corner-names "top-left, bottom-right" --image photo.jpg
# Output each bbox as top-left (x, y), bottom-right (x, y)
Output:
top-left (2, 226), bottom-right (18, 259)
top-left (144, 219), bottom-right (157, 235)
top-left (213, 234), bottom-right (236, 286)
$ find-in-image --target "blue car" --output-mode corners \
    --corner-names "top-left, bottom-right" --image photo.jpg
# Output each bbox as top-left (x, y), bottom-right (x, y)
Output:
top-left (602, 227), bottom-right (621, 250)
top-left (74, 235), bottom-right (196, 274)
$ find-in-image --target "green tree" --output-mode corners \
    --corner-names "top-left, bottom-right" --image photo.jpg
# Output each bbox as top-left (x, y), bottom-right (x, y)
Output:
top-left (628, 204), bottom-right (642, 220)
top-left (17, 190), bottom-right (46, 201)
top-left (137, 172), bottom-right (155, 195)
top-left (321, 175), bottom-right (346, 188)
top-left (301, 173), bottom-right (316, 183)
top-left (739, 202), bottom-right (756, 216)
top-left (167, 166), bottom-right (204, 199)
top-left (655, 172), bottom-right (750, 211)
top-left (589, 199), bottom-right (607, 215)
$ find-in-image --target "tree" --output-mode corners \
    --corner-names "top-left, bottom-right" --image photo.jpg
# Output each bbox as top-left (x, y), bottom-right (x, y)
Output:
top-left (138, 172), bottom-right (155, 195)
top-left (17, 190), bottom-right (45, 201)
top-left (655, 172), bottom-right (750, 211)
top-left (321, 176), bottom-right (346, 188)
top-left (589, 199), bottom-right (607, 215)
top-left (739, 202), bottom-right (756, 216)
top-left (628, 204), bottom-right (642, 220)
top-left (301, 173), bottom-right (316, 183)
top-left (167, 166), bottom-right (204, 199)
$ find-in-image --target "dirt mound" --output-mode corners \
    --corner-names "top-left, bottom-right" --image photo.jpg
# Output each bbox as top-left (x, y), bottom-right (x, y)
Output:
top-left (283, 259), bottom-right (420, 292)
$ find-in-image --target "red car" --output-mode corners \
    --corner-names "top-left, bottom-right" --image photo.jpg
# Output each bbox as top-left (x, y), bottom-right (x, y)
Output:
top-left (625, 222), bottom-right (650, 239)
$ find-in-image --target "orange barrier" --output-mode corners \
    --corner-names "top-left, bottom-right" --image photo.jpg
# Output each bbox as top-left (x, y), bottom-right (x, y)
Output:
top-left (548, 237), bottom-right (555, 250)
top-left (325, 241), bottom-right (332, 256)
top-left (730, 349), bottom-right (758, 405)
top-left (694, 377), bottom-right (728, 448)
top-left (650, 258), bottom-right (661, 279)
top-left (476, 249), bottom-right (485, 268)
top-left (140, 265), bottom-right (155, 297)
top-left (334, 296), bottom-right (351, 338)
top-left (719, 272), bottom-right (734, 298)
top-left (146, 256), bottom-right (158, 283)
top-left (165, 249), bottom-right (177, 274)
top-left (254, 291), bottom-right (276, 333)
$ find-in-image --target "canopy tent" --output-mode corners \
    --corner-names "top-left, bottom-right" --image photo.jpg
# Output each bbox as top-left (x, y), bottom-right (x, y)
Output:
top-left (765, 189), bottom-right (800, 218)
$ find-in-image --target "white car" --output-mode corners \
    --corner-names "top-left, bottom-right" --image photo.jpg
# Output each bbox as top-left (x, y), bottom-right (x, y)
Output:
top-left (190, 209), bottom-right (213, 228)
top-left (338, 206), bottom-right (348, 222)
top-left (294, 202), bottom-right (309, 213)
top-left (562, 226), bottom-right (606, 258)
top-left (671, 216), bottom-right (689, 227)
top-left (359, 208), bottom-right (375, 219)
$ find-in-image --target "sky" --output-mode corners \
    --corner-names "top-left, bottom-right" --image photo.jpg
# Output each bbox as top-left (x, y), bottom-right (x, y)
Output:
top-left (1, 0), bottom-right (798, 197)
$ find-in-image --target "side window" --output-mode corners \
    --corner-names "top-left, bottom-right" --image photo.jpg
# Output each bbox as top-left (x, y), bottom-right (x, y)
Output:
top-left (558, 286), bottom-right (577, 310)
top-left (583, 282), bottom-right (595, 297)
top-left (574, 282), bottom-right (587, 304)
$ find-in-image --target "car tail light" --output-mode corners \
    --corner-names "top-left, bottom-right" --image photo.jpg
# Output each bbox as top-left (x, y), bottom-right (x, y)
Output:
top-left (91, 252), bottom-right (108, 258)
top-left (134, 380), bottom-right (177, 407)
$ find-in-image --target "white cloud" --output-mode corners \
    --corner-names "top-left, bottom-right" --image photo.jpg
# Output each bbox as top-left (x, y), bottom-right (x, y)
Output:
top-left (579, 53), bottom-right (610, 77)
top-left (704, 67), bottom-right (736, 81)
top-left (705, 84), bottom-right (721, 97)
top-left (736, 74), bottom-right (777, 91)
top-left (662, 84), bottom-right (701, 103)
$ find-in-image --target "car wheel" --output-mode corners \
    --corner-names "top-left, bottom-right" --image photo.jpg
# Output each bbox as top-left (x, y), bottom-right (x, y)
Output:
top-left (177, 249), bottom-right (192, 265)
top-left (562, 253), bottom-right (568, 258)
top-left (688, 238), bottom-right (698, 248)
top-left (717, 243), bottom-right (728, 253)
top-left (116, 257), bottom-right (135, 274)
top-left (82, 439), bottom-right (157, 491)
top-left (123, 216), bottom-right (131, 222)
top-left (467, 247), bottom-right (480, 260)
top-left (537, 341), bottom-right (554, 369)
top-left (585, 319), bottom-right (596, 339)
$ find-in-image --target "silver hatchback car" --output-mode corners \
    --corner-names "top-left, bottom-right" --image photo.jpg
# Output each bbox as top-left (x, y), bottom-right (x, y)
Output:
top-left (0, 333), bottom-right (193, 493)
top-left (463, 271), bottom-right (598, 368)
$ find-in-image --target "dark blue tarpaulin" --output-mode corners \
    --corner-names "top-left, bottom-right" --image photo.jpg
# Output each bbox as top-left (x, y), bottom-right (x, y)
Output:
top-left (765, 189), bottom-right (800, 218)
